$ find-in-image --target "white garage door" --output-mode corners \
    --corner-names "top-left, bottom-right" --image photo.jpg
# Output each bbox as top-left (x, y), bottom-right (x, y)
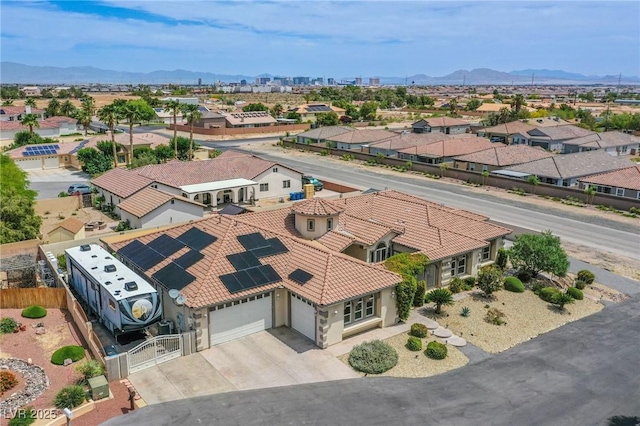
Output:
top-left (44, 156), bottom-right (59, 169)
top-left (291, 293), bottom-right (316, 342)
top-left (210, 293), bottom-right (272, 345)
top-left (17, 158), bottom-right (42, 170)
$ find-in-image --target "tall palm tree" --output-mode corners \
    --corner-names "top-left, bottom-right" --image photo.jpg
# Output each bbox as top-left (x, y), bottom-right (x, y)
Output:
top-left (449, 97), bottom-right (458, 116)
top-left (271, 103), bottom-right (283, 118)
top-left (81, 96), bottom-right (96, 116)
top-left (120, 101), bottom-right (146, 166)
top-left (513, 94), bottom-right (525, 115)
top-left (164, 99), bottom-right (181, 157)
top-left (75, 109), bottom-right (93, 136)
top-left (181, 104), bottom-right (202, 160)
top-left (46, 98), bottom-right (60, 117)
top-left (21, 113), bottom-right (40, 136)
top-left (98, 104), bottom-right (120, 168)
top-left (25, 98), bottom-right (37, 108)
top-left (60, 100), bottom-right (76, 117)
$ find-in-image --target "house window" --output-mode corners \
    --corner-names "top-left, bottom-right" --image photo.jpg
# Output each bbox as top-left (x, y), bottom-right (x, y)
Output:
top-left (307, 219), bottom-right (315, 231)
top-left (273, 167), bottom-right (278, 172)
top-left (365, 296), bottom-right (374, 317)
top-left (451, 255), bottom-right (467, 277)
top-left (616, 188), bottom-right (624, 197)
top-left (482, 165), bottom-right (488, 172)
top-left (108, 299), bottom-right (116, 311)
top-left (354, 299), bottom-right (363, 321)
top-left (283, 180), bottom-right (291, 188)
top-left (370, 242), bottom-right (388, 263)
top-left (171, 199), bottom-right (175, 204)
top-left (468, 163), bottom-right (475, 171)
top-left (621, 146), bottom-right (628, 153)
top-left (344, 302), bottom-right (352, 325)
top-left (260, 183), bottom-right (269, 192)
top-left (344, 296), bottom-right (376, 325)
top-left (117, 155), bottom-right (125, 163)
top-left (482, 245), bottom-right (491, 261)
top-left (327, 218), bottom-right (333, 231)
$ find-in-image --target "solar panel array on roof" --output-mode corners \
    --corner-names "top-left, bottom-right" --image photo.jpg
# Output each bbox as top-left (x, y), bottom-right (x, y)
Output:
top-left (147, 234), bottom-right (185, 257)
top-left (220, 265), bottom-right (282, 294)
top-left (253, 238), bottom-right (289, 258)
top-left (118, 240), bottom-right (165, 270)
top-left (174, 250), bottom-right (204, 270)
top-left (288, 268), bottom-right (313, 285)
top-left (237, 233), bottom-right (289, 258)
top-left (22, 145), bottom-right (60, 157)
top-left (306, 105), bottom-right (332, 112)
top-left (176, 228), bottom-right (217, 251)
top-left (227, 251), bottom-right (261, 270)
top-left (152, 262), bottom-right (195, 290)
top-left (69, 140), bottom-right (89, 155)
top-left (237, 233), bottom-right (270, 251)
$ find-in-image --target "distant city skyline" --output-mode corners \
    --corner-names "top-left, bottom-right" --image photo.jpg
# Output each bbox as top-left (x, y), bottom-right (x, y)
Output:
top-left (1, 1), bottom-right (639, 78)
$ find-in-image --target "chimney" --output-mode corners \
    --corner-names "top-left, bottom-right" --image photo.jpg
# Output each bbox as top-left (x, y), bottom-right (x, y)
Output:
top-left (25, 105), bottom-right (32, 114)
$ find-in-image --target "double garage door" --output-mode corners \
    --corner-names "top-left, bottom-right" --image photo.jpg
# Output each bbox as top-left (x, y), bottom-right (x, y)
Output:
top-left (209, 293), bottom-right (272, 345)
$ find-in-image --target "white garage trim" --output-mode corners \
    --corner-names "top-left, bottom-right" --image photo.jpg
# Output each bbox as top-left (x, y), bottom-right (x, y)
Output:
top-left (290, 293), bottom-right (316, 342)
top-left (16, 158), bottom-right (42, 170)
top-left (209, 293), bottom-right (272, 345)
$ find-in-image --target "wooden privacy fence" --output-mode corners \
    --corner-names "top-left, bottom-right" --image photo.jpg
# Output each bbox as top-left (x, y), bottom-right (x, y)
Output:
top-left (0, 287), bottom-right (68, 309)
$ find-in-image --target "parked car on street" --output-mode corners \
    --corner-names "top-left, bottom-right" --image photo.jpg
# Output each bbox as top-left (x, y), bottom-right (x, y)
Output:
top-left (302, 176), bottom-right (323, 191)
top-left (67, 183), bottom-right (93, 195)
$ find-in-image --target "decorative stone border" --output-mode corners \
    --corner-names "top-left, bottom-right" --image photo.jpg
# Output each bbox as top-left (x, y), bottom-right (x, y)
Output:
top-left (0, 358), bottom-right (50, 413)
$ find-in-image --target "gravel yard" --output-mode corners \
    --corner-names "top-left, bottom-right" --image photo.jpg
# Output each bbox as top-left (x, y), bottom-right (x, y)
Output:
top-left (419, 290), bottom-right (603, 354)
top-left (338, 332), bottom-right (469, 378)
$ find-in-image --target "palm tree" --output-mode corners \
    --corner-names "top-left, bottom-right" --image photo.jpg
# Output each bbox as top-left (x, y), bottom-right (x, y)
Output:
top-left (584, 185), bottom-right (597, 205)
top-left (526, 175), bottom-right (540, 195)
top-left (425, 288), bottom-right (454, 314)
top-left (481, 170), bottom-right (489, 186)
top-left (75, 109), bottom-right (93, 136)
top-left (164, 99), bottom-right (181, 157)
top-left (513, 94), bottom-right (525, 115)
top-left (21, 113), bottom-right (40, 136)
top-left (46, 98), bottom-right (60, 117)
top-left (120, 101), bottom-right (147, 166)
top-left (1, 99), bottom-right (14, 106)
top-left (181, 104), bottom-right (202, 160)
top-left (81, 96), bottom-right (96, 116)
top-left (60, 100), bottom-right (76, 117)
top-left (271, 103), bottom-right (283, 118)
top-left (25, 98), bottom-right (37, 108)
top-left (449, 97), bottom-right (458, 116)
top-left (551, 292), bottom-right (574, 310)
top-left (98, 104), bottom-right (120, 168)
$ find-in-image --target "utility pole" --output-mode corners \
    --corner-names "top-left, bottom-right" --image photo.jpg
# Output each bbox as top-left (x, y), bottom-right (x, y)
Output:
top-left (617, 72), bottom-right (622, 93)
top-left (531, 73), bottom-right (535, 86)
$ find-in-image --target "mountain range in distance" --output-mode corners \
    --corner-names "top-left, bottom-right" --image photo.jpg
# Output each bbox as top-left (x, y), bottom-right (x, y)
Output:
top-left (1, 62), bottom-right (638, 85)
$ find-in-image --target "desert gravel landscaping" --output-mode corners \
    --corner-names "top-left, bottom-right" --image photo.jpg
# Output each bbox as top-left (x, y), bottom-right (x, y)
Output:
top-left (420, 290), bottom-right (603, 354)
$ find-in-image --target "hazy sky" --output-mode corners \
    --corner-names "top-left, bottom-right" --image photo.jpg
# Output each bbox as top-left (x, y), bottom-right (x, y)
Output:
top-left (2, 1), bottom-right (639, 77)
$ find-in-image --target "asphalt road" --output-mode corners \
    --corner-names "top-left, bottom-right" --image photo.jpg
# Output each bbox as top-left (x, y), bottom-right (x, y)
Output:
top-left (103, 295), bottom-right (640, 426)
top-left (198, 145), bottom-right (639, 261)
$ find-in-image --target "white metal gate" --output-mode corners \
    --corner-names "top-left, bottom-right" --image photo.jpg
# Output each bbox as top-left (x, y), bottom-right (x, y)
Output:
top-left (127, 335), bottom-right (182, 374)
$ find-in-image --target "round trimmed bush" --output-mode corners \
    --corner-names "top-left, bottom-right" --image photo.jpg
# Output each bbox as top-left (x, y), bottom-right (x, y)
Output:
top-left (574, 280), bottom-right (587, 290)
top-left (21, 305), bottom-right (47, 319)
top-left (54, 385), bottom-right (86, 409)
top-left (0, 317), bottom-right (18, 334)
top-left (539, 287), bottom-right (562, 303)
top-left (51, 346), bottom-right (86, 365)
top-left (504, 277), bottom-right (525, 293)
top-left (406, 336), bottom-right (422, 351)
top-left (448, 277), bottom-right (464, 294)
top-left (425, 341), bottom-right (448, 360)
top-left (410, 323), bottom-right (429, 338)
top-left (567, 287), bottom-right (584, 300)
top-left (576, 270), bottom-right (595, 285)
top-left (348, 340), bottom-right (398, 374)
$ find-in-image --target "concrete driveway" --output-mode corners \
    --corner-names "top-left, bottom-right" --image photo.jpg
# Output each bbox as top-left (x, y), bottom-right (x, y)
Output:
top-left (28, 168), bottom-right (91, 199)
top-left (127, 327), bottom-right (357, 405)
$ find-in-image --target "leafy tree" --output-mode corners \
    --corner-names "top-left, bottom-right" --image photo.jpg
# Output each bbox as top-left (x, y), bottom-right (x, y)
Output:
top-left (449, 97), bottom-right (459, 116)
top-left (508, 231), bottom-right (569, 278)
top-left (360, 101), bottom-right (378, 121)
top-left (395, 277), bottom-right (417, 321)
top-left (77, 147), bottom-right (112, 176)
top-left (120, 99), bottom-right (156, 165)
top-left (59, 100), bottom-right (76, 117)
top-left (20, 114), bottom-right (40, 136)
top-left (413, 280), bottom-right (426, 307)
top-left (164, 99), bottom-right (181, 157)
top-left (171, 136), bottom-right (193, 160)
top-left (0, 155), bottom-right (41, 244)
top-left (285, 111), bottom-right (301, 123)
top-left (384, 252), bottom-right (429, 321)
top-left (476, 265), bottom-right (503, 297)
top-left (45, 98), bottom-right (60, 117)
top-left (181, 103), bottom-right (203, 160)
top-left (270, 103), bottom-right (284, 118)
top-left (526, 175), bottom-right (540, 194)
top-left (25, 97), bottom-right (37, 108)
top-left (466, 98), bottom-right (482, 111)
top-left (481, 170), bottom-right (489, 186)
top-left (97, 104), bottom-right (120, 168)
top-left (154, 144), bottom-right (174, 163)
top-left (130, 151), bottom-right (159, 169)
top-left (316, 111), bottom-right (339, 126)
top-left (551, 292), bottom-right (575, 310)
top-left (424, 288), bottom-right (453, 314)
top-left (242, 103), bottom-right (269, 112)
top-left (13, 131), bottom-right (33, 147)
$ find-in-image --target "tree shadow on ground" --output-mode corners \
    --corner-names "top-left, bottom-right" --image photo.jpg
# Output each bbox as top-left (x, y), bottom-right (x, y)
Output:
top-left (546, 304), bottom-right (572, 316)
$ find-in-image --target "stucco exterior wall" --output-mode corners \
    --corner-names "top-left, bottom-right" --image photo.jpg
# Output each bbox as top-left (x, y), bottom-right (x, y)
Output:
top-left (120, 200), bottom-right (204, 230)
top-left (253, 166), bottom-right (303, 200)
top-left (274, 287), bottom-right (288, 327)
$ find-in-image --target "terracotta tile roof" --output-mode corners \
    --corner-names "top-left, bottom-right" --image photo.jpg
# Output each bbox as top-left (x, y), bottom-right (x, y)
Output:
top-left (0, 106), bottom-right (45, 115)
top-left (452, 144), bottom-right (556, 167)
top-left (107, 215), bottom-right (400, 308)
top-left (51, 217), bottom-right (84, 234)
top-left (85, 132), bottom-right (170, 152)
top-left (296, 126), bottom-right (354, 140)
top-left (578, 165), bottom-right (640, 191)
top-left (528, 125), bottom-right (594, 141)
top-left (0, 116), bottom-right (74, 131)
top-left (563, 131), bottom-right (640, 149)
top-left (91, 168), bottom-right (153, 198)
top-left (476, 103), bottom-right (513, 113)
top-left (316, 230), bottom-right (354, 252)
top-left (291, 198), bottom-right (345, 216)
top-left (117, 187), bottom-right (205, 218)
top-left (326, 129), bottom-right (396, 144)
top-left (423, 117), bottom-right (470, 127)
top-left (369, 132), bottom-right (475, 152)
top-left (482, 121), bottom-right (535, 135)
top-left (291, 104), bottom-right (346, 115)
top-left (396, 136), bottom-right (494, 158)
top-left (504, 150), bottom-right (634, 179)
top-left (6, 141), bottom-right (77, 159)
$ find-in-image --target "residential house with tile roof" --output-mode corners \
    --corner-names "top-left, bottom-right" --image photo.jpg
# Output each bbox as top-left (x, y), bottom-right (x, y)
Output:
top-left (295, 126), bottom-right (354, 144)
top-left (452, 144), bottom-right (556, 172)
top-left (368, 132), bottom-right (476, 157)
top-left (578, 165), bottom-right (640, 199)
top-left (411, 117), bottom-right (470, 135)
top-left (524, 125), bottom-right (596, 152)
top-left (562, 131), bottom-right (639, 156)
top-left (396, 137), bottom-right (495, 164)
top-left (479, 121), bottom-right (536, 144)
top-left (288, 104), bottom-right (346, 123)
top-left (0, 114), bottom-right (77, 142)
top-left (324, 129), bottom-right (397, 151)
top-left (494, 150), bottom-right (634, 186)
top-left (118, 187), bottom-right (206, 229)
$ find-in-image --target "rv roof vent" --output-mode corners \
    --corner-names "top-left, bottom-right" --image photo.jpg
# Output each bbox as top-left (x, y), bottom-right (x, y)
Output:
top-left (80, 244), bottom-right (91, 252)
top-left (104, 264), bottom-right (117, 273)
top-left (91, 255), bottom-right (97, 258)
top-left (105, 281), bottom-right (112, 285)
top-left (114, 290), bottom-right (121, 295)
top-left (104, 256), bottom-right (110, 260)
top-left (124, 281), bottom-right (138, 291)
top-left (117, 277), bottom-right (124, 281)
top-left (91, 266), bottom-right (98, 270)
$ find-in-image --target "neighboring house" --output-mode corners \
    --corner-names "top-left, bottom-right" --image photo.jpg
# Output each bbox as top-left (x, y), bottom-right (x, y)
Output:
top-left (479, 121), bottom-right (536, 144)
top-left (368, 132), bottom-right (476, 157)
top-left (494, 150), bottom-right (634, 186)
top-left (92, 168), bottom-right (154, 214)
top-left (453, 144), bottom-right (556, 172)
top-left (153, 108), bottom-right (185, 125)
top-left (411, 117), bottom-right (470, 135)
top-left (0, 106), bottom-right (45, 122)
top-left (578, 165), bottom-right (640, 199)
top-left (196, 110), bottom-right (226, 128)
top-left (396, 137), bottom-right (495, 164)
top-left (324, 129), bottom-right (396, 151)
top-left (562, 131), bottom-right (639, 156)
top-left (525, 125), bottom-right (595, 152)
top-left (21, 86), bottom-right (41, 97)
top-left (222, 111), bottom-right (277, 128)
top-left (117, 187), bottom-right (206, 229)
top-left (83, 132), bottom-right (171, 166)
top-left (159, 97), bottom-right (199, 105)
top-left (295, 126), bottom-right (354, 144)
top-left (0, 115), bottom-right (76, 142)
top-left (8, 142), bottom-right (78, 171)
top-left (288, 104), bottom-right (346, 123)
top-left (106, 213), bottom-right (401, 349)
top-left (47, 218), bottom-right (85, 243)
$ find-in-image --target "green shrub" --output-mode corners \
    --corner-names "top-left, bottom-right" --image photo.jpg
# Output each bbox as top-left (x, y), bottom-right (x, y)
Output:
top-left (406, 336), bottom-right (422, 351)
top-left (413, 280), bottom-right (426, 307)
top-left (551, 292), bottom-right (575, 310)
top-left (54, 385), bottom-right (86, 409)
top-left (460, 306), bottom-right (471, 317)
top-left (51, 346), bottom-right (86, 365)
top-left (516, 269), bottom-right (534, 283)
top-left (485, 307), bottom-right (506, 325)
top-left (75, 359), bottom-right (104, 385)
top-left (348, 340), bottom-right (398, 374)
top-left (8, 407), bottom-right (36, 426)
top-left (530, 280), bottom-right (547, 294)
top-left (576, 270), bottom-right (595, 285)
top-left (495, 248), bottom-right (508, 270)
top-left (21, 305), bottom-right (47, 319)
top-left (504, 277), bottom-right (525, 293)
top-left (448, 277), bottom-right (464, 293)
top-left (0, 370), bottom-right (19, 394)
top-left (567, 287), bottom-right (584, 300)
top-left (539, 287), bottom-right (562, 303)
top-left (574, 279), bottom-right (587, 290)
top-left (0, 317), bottom-right (18, 334)
top-left (425, 341), bottom-right (448, 360)
top-left (463, 276), bottom-right (476, 290)
top-left (410, 323), bottom-right (429, 338)
top-left (424, 288), bottom-right (454, 314)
